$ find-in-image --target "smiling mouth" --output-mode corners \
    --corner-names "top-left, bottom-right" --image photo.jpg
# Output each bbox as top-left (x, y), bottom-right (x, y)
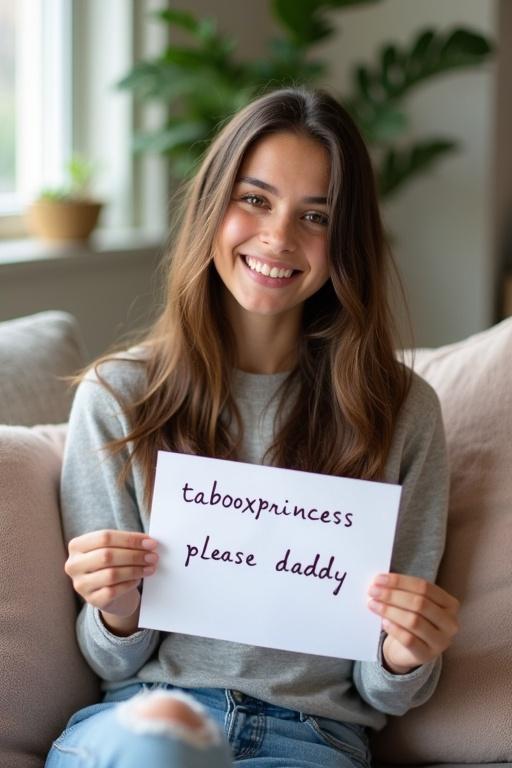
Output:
top-left (242, 254), bottom-right (301, 279)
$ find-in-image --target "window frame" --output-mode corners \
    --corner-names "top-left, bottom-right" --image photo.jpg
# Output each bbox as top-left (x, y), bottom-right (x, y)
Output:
top-left (0, 0), bottom-right (170, 239)
top-left (0, 0), bottom-right (72, 219)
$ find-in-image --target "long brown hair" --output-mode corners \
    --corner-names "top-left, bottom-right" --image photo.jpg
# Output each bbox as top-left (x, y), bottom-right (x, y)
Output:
top-left (94, 87), bottom-right (411, 505)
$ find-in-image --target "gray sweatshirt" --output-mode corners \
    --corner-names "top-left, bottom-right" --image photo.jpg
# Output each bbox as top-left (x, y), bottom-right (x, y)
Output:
top-left (60, 358), bottom-right (449, 730)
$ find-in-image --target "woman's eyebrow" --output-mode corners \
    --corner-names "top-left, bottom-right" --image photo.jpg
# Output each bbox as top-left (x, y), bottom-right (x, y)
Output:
top-left (237, 175), bottom-right (328, 205)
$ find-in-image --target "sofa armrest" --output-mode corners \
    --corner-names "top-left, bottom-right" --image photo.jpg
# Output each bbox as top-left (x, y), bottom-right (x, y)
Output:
top-left (0, 311), bottom-right (86, 426)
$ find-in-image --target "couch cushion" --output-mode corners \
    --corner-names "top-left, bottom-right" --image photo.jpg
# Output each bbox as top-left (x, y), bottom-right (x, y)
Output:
top-left (373, 318), bottom-right (512, 764)
top-left (0, 424), bottom-right (100, 768)
top-left (0, 311), bottom-right (85, 426)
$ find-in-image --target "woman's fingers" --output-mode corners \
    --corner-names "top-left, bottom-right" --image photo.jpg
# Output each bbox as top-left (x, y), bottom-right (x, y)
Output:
top-left (68, 529), bottom-right (157, 556)
top-left (369, 600), bottom-right (456, 649)
top-left (381, 617), bottom-right (430, 652)
top-left (66, 545), bottom-right (158, 578)
top-left (64, 529), bottom-right (159, 609)
top-left (367, 572), bottom-right (460, 671)
top-left (368, 584), bottom-right (459, 638)
top-left (74, 564), bottom-right (156, 598)
top-left (372, 572), bottom-right (460, 611)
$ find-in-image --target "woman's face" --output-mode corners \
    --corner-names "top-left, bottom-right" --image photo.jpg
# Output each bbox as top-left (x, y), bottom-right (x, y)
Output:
top-left (213, 131), bottom-right (331, 323)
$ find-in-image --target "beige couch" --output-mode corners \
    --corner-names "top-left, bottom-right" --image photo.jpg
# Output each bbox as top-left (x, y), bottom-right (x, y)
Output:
top-left (0, 310), bottom-right (511, 768)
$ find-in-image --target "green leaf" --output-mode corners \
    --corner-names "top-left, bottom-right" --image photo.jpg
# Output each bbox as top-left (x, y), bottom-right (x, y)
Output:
top-left (272, 0), bottom-right (382, 46)
top-left (67, 155), bottom-right (94, 191)
top-left (410, 28), bottom-right (437, 61)
top-left (196, 17), bottom-right (217, 42)
top-left (355, 65), bottom-right (373, 101)
top-left (156, 21), bottom-right (239, 75)
top-left (116, 60), bottom-right (163, 91)
top-left (348, 26), bottom-right (494, 108)
top-left (406, 28), bottom-right (438, 80)
top-left (116, 59), bottom-right (199, 101)
top-left (39, 187), bottom-right (72, 201)
top-left (152, 8), bottom-right (222, 51)
top-left (152, 9), bottom-right (202, 34)
top-left (345, 96), bottom-right (408, 144)
top-left (440, 28), bottom-right (494, 64)
top-left (161, 46), bottom-right (218, 69)
top-left (272, 0), bottom-right (332, 45)
top-left (132, 121), bottom-right (210, 155)
top-left (378, 139), bottom-right (457, 198)
top-left (367, 105), bottom-right (408, 142)
top-left (381, 45), bottom-right (405, 93)
top-left (246, 37), bottom-right (326, 84)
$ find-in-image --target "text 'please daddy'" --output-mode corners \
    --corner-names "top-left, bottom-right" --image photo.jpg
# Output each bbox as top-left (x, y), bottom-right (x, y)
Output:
top-left (184, 534), bottom-right (348, 597)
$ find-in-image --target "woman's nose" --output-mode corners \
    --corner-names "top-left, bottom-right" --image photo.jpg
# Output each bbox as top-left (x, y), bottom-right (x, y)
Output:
top-left (259, 214), bottom-right (296, 253)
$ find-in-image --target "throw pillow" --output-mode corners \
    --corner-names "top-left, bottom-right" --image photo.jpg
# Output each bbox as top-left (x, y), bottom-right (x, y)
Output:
top-left (373, 318), bottom-right (512, 764)
top-left (0, 311), bottom-right (85, 426)
top-left (0, 424), bottom-right (100, 768)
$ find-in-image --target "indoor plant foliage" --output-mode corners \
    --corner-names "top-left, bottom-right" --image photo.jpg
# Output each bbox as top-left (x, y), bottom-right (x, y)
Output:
top-left (27, 156), bottom-right (103, 242)
top-left (118, 0), bottom-right (493, 198)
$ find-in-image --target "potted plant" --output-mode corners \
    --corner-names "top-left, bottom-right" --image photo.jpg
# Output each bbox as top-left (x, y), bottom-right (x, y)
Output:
top-left (117, 3), bottom-right (493, 198)
top-left (26, 156), bottom-right (103, 242)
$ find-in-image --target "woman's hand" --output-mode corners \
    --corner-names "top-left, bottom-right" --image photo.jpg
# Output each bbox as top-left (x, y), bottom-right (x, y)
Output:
top-left (368, 573), bottom-right (460, 675)
top-left (64, 529), bottom-right (159, 636)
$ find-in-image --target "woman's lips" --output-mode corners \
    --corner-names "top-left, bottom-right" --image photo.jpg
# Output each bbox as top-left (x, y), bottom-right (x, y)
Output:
top-left (240, 254), bottom-right (301, 287)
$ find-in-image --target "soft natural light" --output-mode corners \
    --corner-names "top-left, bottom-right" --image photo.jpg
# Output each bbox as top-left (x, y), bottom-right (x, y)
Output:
top-left (0, 0), bottom-right (71, 215)
top-left (0, 0), bottom-right (15, 198)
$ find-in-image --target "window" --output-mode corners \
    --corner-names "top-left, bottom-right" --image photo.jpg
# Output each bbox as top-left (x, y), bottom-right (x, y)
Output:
top-left (4, 0), bottom-right (71, 213)
top-left (0, 0), bottom-right (16, 202)
top-left (0, 0), bottom-right (71, 217)
top-left (0, 0), bottom-right (169, 238)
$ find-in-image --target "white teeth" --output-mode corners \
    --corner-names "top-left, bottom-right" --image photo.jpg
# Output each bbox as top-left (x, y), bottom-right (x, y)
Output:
top-left (244, 255), bottom-right (293, 280)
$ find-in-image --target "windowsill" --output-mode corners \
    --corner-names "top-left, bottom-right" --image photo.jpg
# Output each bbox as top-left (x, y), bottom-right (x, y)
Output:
top-left (0, 228), bottom-right (166, 268)
top-left (0, 227), bottom-right (167, 358)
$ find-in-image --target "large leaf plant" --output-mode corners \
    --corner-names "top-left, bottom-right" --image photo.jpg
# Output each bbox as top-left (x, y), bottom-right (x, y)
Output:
top-left (118, 0), bottom-right (493, 198)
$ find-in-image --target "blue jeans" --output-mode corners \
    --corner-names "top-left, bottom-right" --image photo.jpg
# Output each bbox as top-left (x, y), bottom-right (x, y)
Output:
top-left (45, 683), bottom-right (372, 768)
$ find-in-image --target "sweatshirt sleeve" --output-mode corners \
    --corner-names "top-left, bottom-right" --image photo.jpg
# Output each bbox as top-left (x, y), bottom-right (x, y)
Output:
top-left (352, 379), bottom-right (449, 716)
top-left (60, 361), bottom-right (160, 682)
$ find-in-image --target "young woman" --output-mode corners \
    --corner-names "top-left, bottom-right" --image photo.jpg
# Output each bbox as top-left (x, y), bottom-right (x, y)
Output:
top-left (46, 87), bottom-right (459, 768)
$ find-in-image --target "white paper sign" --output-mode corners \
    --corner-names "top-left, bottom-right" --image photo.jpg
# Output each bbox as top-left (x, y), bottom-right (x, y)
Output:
top-left (139, 451), bottom-right (401, 661)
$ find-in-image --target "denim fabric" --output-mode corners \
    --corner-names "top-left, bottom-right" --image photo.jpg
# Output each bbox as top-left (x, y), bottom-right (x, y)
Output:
top-left (45, 683), bottom-right (372, 768)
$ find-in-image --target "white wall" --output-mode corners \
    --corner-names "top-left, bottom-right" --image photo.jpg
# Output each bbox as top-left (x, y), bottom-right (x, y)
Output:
top-left (320, 0), bottom-right (497, 346)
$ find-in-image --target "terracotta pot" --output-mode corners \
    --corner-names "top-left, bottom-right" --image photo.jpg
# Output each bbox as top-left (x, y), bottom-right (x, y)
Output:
top-left (26, 199), bottom-right (103, 242)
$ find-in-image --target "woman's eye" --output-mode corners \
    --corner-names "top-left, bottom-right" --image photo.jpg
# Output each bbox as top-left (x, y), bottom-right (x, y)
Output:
top-left (304, 211), bottom-right (329, 226)
top-left (240, 194), bottom-right (266, 207)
